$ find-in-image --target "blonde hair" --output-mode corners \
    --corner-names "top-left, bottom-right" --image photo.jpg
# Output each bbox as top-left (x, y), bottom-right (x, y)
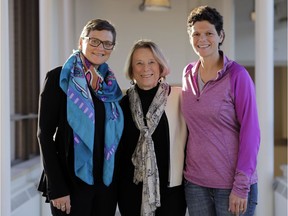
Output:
top-left (124, 39), bottom-right (170, 82)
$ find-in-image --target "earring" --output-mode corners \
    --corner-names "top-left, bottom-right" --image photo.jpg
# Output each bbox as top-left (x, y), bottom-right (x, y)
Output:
top-left (130, 80), bottom-right (135, 85)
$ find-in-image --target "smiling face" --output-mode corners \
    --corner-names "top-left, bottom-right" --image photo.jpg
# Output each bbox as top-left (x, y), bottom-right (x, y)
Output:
top-left (131, 47), bottom-right (161, 90)
top-left (79, 30), bottom-right (114, 69)
top-left (189, 20), bottom-right (223, 59)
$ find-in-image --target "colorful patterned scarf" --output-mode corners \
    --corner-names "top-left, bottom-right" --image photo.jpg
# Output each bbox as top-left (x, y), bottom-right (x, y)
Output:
top-left (128, 81), bottom-right (169, 216)
top-left (60, 50), bottom-right (123, 186)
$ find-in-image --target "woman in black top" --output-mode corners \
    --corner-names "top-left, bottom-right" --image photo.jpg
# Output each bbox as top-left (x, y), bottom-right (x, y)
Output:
top-left (37, 19), bottom-right (123, 216)
top-left (117, 39), bottom-right (187, 216)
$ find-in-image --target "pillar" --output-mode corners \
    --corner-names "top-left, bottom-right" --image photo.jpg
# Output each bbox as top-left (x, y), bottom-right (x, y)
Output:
top-left (0, 0), bottom-right (12, 215)
top-left (254, 0), bottom-right (274, 215)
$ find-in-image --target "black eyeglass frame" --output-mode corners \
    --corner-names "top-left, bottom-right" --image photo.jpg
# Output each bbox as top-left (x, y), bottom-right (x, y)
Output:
top-left (82, 37), bottom-right (115, 50)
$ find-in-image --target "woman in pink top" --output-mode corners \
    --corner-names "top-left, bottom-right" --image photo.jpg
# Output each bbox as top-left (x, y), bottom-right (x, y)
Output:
top-left (181, 5), bottom-right (260, 216)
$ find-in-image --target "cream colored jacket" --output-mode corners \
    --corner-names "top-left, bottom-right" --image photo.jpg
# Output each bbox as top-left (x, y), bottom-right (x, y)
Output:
top-left (166, 86), bottom-right (187, 187)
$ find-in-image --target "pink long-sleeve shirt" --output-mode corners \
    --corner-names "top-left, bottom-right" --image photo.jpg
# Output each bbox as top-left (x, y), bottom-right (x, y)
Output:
top-left (181, 53), bottom-right (260, 198)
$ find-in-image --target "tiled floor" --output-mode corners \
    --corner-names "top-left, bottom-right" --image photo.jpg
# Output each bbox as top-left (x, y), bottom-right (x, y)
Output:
top-left (115, 208), bottom-right (189, 215)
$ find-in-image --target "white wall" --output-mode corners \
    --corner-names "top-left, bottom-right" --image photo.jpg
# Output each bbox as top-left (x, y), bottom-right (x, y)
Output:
top-left (73, 0), bottom-right (237, 88)
top-left (4, 0), bottom-right (286, 215)
top-left (74, 0), bottom-right (287, 85)
top-left (73, 0), bottom-right (190, 88)
top-left (39, 0), bottom-right (287, 88)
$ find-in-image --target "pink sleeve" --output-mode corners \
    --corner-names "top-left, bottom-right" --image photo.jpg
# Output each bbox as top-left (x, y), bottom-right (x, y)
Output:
top-left (230, 65), bottom-right (260, 198)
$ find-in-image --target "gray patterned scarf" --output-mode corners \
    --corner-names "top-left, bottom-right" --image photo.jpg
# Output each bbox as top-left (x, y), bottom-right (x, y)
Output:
top-left (127, 81), bottom-right (170, 216)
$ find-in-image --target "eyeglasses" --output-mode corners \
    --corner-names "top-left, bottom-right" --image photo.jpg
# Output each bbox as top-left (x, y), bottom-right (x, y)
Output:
top-left (82, 37), bottom-right (115, 50)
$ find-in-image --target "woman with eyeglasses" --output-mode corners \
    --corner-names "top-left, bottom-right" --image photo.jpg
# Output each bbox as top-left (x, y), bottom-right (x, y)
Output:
top-left (117, 39), bottom-right (187, 216)
top-left (37, 19), bottom-right (124, 216)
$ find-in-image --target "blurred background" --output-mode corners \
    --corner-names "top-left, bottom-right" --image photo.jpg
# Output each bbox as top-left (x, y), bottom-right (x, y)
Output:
top-left (0, 0), bottom-right (287, 215)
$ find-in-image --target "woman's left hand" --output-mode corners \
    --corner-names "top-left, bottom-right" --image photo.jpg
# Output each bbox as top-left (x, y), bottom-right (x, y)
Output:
top-left (52, 195), bottom-right (71, 214)
top-left (228, 192), bottom-right (247, 215)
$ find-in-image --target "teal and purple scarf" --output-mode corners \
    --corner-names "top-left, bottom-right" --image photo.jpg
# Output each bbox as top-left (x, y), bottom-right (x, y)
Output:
top-left (60, 50), bottom-right (123, 186)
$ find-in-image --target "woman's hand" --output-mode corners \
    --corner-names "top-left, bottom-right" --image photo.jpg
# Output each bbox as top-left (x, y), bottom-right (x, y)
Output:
top-left (228, 193), bottom-right (247, 216)
top-left (52, 195), bottom-right (71, 214)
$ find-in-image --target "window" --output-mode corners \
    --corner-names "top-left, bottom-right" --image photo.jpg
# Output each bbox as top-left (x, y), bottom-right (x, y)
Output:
top-left (10, 0), bottom-right (40, 164)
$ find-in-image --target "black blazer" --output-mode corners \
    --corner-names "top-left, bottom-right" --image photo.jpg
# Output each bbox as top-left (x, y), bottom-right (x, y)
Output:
top-left (38, 66), bottom-right (113, 202)
top-left (37, 66), bottom-right (73, 202)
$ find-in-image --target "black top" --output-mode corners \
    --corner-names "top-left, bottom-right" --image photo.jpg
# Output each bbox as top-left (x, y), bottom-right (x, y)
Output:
top-left (117, 84), bottom-right (170, 213)
top-left (37, 66), bottom-right (106, 201)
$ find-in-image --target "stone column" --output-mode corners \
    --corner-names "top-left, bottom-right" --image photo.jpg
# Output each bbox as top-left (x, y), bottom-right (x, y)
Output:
top-left (254, 0), bottom-right (274, 215)
top-left (0, 0), bottom-right (11, 215)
